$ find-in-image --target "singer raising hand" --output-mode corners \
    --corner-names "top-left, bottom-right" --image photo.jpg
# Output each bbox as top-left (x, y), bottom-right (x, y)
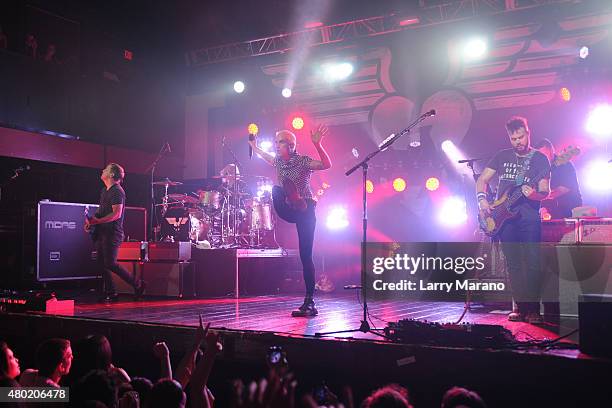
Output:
top-left (248, 125), bottom-right (331, 317)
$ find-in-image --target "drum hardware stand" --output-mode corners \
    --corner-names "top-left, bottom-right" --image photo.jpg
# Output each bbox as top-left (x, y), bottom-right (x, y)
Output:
top-left (316, 110), bottom-right (435, 338)
top-left (221, 136), bottom-right (244, 247)
top-left (146, 142), bottom-right (171, 242)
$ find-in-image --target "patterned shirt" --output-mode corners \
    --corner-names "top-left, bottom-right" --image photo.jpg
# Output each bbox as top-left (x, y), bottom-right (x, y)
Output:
top-left (273, 153), bottom-right (314, 199)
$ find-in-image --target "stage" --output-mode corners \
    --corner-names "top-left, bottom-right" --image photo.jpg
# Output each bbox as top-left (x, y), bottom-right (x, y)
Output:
top-left (2, 293), bottom-right (611, 406)
top-left (69, 293), bottom-right (578, 344)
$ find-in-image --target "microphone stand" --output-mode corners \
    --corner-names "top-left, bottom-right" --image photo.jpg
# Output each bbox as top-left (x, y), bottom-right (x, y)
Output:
top-left (316, 112), bottom-right (434, 338)
top-left (146, 143), bottom-right (170, 242)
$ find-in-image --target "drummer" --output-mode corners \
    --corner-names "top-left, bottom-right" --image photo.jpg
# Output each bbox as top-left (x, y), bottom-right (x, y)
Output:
top-left (219, 163), bottom-right (240, 185)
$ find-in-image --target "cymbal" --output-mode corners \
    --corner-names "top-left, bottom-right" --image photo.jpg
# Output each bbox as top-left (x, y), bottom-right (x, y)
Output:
top-left (152, 178), bottom-right (183, 186)
top-left (210, 175), bottom-right (242, 180)
top-left (167, 193), bottom-right (198, 204)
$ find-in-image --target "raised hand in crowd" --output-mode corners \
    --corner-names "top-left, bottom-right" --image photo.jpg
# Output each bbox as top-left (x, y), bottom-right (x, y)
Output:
top-left (174, 315), bottom-right (209, 388)
top-left (152, 341), bottom-right (172, 380)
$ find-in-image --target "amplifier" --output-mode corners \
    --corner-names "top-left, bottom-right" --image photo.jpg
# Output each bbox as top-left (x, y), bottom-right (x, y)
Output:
top-left (118, 242), bottom-right (148, 261)
top-left (579, 294), bottom-right (612, 358)
top-left (36, 201), bottom-right (147, 281)
top-left (148, 242), bottom-right (191, 261)
top-left (542, 219), bottom-right (579, 244)
top-left (579, 218), bottom-right (612, 244)
top-left (143, 262), bottom-right (195, 298)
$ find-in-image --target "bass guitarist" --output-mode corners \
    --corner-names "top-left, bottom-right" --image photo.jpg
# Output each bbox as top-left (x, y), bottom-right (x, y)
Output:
top-left (476, 117), bottom-right (550, 323)
top-left (248, 125), bottom-right (331, 317)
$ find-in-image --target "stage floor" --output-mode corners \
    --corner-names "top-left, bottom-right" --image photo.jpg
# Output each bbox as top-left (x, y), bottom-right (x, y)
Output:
top-left (69, 292), bottom-right (579, 345)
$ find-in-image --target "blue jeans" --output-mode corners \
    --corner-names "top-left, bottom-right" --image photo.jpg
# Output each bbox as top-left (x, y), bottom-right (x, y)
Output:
top-left (272, 186), bottom-right (316, 297)
top-left (499, 217), bottom-right (542, 314)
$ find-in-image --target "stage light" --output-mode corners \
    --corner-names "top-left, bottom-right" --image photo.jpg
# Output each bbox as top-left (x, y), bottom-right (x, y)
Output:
top-left (438, 196), bottom-right (468, 227)
top-left (441, 140), bottom-right (454, 152)
top-left (366, 180), bottom-right (374, 194)
top-left (441, 139), bottom-right (464, 161)
top-left (304, 21), bottom-right (323, 29)
top-left (585, 104), bottom-right (612, 138)
top-left (584, 159), bottom-right (612, 193)
top-left (579, 46), bottom-right (589, 59)
top-left (326, 206), bottom-right (349, 230)
top-left (559, 87), bottom-right (571, 102)
top-left (393, 177), bottom-right (406, 192)
top-left (233, 81), bottom-right (245, 93)
top-left (463, 38), bottom-right (487, 61)
top-left (247, 123), bottom-right (259, 135)
top-left (399, 17), bottom-right (420, 27)
top-left (425, 177), bottom-right (440, 191)
top-left (323, 62), bottom-right (354, 81)
top-left (292, 116), bottom-right (305, 130)
top-left (282, 88), bottom-right (292, 98)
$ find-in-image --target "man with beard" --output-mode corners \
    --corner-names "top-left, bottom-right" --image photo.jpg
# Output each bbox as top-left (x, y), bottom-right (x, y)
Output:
top-left (476, 117), bottom-right (550, 323)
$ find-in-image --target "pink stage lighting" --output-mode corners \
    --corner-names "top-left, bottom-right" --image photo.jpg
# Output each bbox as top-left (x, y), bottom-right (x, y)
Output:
top-left (585, 104), bottom-right (612, 138)
top-left (438, 196), bottom-right (468, 227)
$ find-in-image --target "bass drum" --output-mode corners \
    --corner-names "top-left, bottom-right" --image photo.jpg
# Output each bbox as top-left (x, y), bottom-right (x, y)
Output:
top-left (249, 202), bottom-right (274, 231)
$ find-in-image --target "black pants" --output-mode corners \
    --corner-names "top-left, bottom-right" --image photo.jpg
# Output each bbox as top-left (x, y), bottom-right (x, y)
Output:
top-left (272, 186), bottom-right (316, 297)
top-left (95, 234), bottom-right (136, 294)
top-left (499, 218), bottom-right (542, 314)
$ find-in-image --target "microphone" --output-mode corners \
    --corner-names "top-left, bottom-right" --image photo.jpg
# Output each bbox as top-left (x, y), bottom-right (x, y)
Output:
top-left (248, 134), bottom-right (255, 159)
top-left (422, 109), bottom-right (436, 117)
top-left (457, 158), bottom-right (484, 164)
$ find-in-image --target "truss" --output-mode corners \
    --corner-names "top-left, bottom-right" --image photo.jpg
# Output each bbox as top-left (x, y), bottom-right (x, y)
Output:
top-left (186, 0), bottom-right (579, 67)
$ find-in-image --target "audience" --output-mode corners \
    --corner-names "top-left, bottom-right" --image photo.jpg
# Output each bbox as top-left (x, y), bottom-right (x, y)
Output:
top-left (0, 341), bottom-right (21, 386)
top-left (19, 338), bottom-right (72, 388)
top-left (441, 386), bottom-right (487, 408)
top-left (149, 378), bottom-right (186, 408)
top-left (71, 369), bottom-right (117, 408)
top-left (9, 327), bottom-right (488, 408)
top-left (362, 384), bottom-right (413, 408)
top-left (69, 334), bottom-right (130, 386)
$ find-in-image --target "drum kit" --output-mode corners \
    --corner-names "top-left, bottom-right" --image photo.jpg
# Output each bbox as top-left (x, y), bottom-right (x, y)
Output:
top-left (151, 169), bottom-right (278, 248)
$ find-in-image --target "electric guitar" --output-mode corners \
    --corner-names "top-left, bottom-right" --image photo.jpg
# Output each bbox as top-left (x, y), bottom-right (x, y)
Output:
top-left (478, 146), bottom-right (579, 237)
top-left (84, 206), bottom-right (99, 241)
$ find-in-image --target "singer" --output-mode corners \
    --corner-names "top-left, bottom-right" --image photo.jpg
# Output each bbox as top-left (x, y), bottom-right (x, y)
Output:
top-left (248, 125), bottom-right (331, 317)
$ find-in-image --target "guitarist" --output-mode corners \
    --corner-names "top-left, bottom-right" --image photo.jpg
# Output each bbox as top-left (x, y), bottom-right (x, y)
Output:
top-left (476, 117), bottom-right (550, 323)
top-left (248, 125), bottom-right (331, 317)
top-left (85, 163), bottom-right (145, 302)
top-left (534, 139), bottom-right (582, 219)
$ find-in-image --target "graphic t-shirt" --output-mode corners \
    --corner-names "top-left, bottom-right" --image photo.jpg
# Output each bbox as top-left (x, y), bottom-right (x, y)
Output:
top-left (486, 148), bottom-right (550, 221)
